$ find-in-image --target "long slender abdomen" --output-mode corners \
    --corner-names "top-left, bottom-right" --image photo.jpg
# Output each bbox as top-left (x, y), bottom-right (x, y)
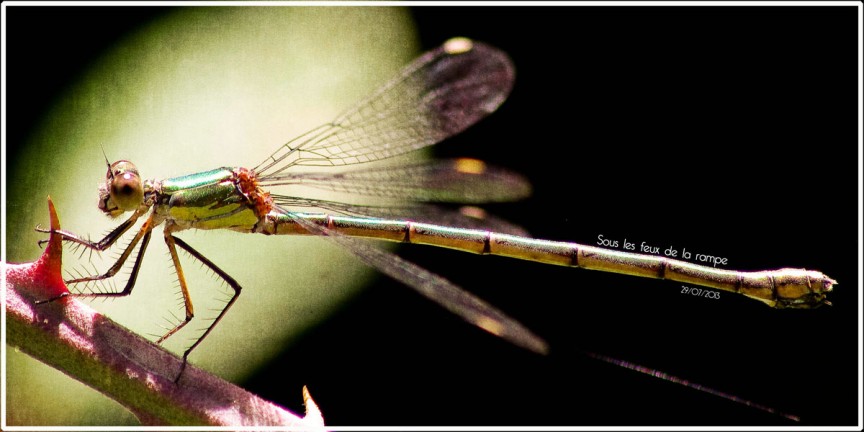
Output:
top-left (259, 212), bottom-right (834, 309)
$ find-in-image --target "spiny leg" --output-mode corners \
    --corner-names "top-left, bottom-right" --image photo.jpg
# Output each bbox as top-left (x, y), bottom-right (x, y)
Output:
top-left (36, 208), bottom-right (143, 251)
top-left (161, 234), bottom-right (242, 383)
top-left (156, 233), bottom-right (195, 348)
top-left (35, 212), bottom-right (156, 304)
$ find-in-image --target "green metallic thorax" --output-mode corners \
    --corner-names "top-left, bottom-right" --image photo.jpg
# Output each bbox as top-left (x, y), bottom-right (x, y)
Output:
top-left (156, 167), bottom-right (261, 232)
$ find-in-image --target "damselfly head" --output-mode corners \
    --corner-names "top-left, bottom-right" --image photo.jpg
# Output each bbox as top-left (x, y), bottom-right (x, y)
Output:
top-left (99, 160), bottom-right (144, 218)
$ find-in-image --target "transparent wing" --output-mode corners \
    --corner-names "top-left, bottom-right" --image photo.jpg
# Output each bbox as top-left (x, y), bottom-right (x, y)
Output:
top-left (281, 207), bottom-right (548, 355)
top-left (261, 158), bottom-right (531, 204)
top-left (253, 38), bottom-right (514, 175)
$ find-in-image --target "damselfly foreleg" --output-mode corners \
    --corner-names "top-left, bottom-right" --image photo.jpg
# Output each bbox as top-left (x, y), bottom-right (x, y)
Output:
top-left (36, 207), bottom-right (143, 251)
top-left (34, 210), bottom-right (155, 303)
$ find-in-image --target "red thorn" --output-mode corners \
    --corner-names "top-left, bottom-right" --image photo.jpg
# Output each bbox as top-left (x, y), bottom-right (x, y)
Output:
top-left (30, 197), bottom-right (69, 299)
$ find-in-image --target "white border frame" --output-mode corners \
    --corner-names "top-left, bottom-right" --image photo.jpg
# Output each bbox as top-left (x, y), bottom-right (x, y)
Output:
top-left (2, 1), bottom-right (861, 431)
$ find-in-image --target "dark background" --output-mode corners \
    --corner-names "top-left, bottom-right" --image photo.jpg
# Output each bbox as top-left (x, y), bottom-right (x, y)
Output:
top-left (5, 4), bottom-right (859, 426)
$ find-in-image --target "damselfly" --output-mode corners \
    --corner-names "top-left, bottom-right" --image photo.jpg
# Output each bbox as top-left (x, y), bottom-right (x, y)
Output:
top-left (38, 37), bottom-right (834, 383)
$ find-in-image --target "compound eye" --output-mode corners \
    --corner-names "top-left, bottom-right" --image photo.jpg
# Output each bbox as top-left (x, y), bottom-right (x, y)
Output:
top-left (107, 160), bottom-right (144, 212)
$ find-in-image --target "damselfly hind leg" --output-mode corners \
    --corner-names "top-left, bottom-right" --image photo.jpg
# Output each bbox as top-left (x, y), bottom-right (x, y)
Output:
top-left (162, 234), bottom-right (242, 383)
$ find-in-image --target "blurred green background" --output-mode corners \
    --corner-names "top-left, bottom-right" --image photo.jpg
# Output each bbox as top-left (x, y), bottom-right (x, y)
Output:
top-left (6, 6), bottom-right (417, 425)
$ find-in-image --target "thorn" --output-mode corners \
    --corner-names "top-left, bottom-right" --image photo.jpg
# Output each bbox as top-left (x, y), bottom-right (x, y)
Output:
top-left (302, 386), bottom-right (325, 426)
